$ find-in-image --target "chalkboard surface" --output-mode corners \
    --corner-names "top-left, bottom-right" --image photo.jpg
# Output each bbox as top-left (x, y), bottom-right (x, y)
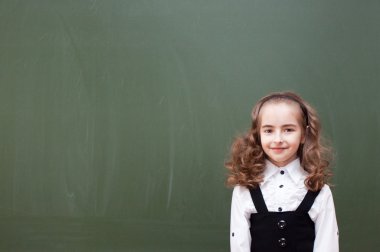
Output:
top-left (0, 0), bottom-right (379, 251)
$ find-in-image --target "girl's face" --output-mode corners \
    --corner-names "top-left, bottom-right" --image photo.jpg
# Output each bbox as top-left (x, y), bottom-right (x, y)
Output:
top-left (259, 101), bottom-right (305, 167)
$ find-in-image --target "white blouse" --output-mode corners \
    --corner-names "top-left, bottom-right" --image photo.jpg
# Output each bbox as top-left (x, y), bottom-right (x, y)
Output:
top-left (230, 159), bottom-right (339, 252)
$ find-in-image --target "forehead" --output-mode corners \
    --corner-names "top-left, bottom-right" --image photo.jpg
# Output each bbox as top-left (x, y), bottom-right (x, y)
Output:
top-left (258, 100), bottom-right (303, 126)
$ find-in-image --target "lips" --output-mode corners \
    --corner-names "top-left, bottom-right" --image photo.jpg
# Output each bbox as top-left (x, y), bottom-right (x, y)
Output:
top-left (271, 147), bottom-right (287, 153)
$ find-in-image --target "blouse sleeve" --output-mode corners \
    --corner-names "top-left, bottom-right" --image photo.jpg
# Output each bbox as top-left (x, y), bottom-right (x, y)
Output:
top-left (313, 185), bottom-right (339, 252)
top-left (230, 186), bottom-right (252, 252)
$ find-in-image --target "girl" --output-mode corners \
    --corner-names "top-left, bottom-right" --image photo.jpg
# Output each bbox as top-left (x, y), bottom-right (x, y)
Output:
top-left (225, 91), bottom-right (339, 252)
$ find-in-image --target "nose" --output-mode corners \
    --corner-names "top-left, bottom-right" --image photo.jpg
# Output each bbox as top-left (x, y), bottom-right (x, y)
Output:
top-left (274, 132), bottom-right (283, 143)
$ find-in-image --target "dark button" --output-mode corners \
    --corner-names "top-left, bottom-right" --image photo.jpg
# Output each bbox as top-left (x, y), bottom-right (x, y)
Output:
top-left (279, 185), bottom-right (284, 188)
top-left (280, 170), bottom-right (285, 175)
top-left (278, 238), bottom-right (287, 247)
top-left (232, 232), bottom-right (234, 237)
top-left (278, 207), bottom-right (283, 212)
top-left (278, 220), bottom-right (287, 229)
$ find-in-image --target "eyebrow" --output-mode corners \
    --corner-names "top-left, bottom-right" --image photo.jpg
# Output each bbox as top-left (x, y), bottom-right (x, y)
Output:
top-left (261, 124), bottom-right (298, 128)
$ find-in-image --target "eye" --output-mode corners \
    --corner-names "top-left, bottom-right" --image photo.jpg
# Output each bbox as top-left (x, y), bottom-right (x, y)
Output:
top-left (262, 129), bottom-right (272, 134)
top-left (284, 128), bottom-right (295, 133)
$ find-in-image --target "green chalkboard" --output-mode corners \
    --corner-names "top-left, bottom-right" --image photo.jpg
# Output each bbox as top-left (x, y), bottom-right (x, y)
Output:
top-left (0, 0), bottom-right (379, 251)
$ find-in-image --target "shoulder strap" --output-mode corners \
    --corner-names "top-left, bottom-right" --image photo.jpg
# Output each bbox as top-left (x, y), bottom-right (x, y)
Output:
top-left (296, 190), bottom-right (321, 212)
top-left (249, 186), bottom-right (268, 213)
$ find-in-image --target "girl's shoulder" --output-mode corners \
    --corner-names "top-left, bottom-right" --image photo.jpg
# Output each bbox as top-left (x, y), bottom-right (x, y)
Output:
top-left (231, 185), bottom-right (255, 212)
top-left (314, 184), bottom-right (335, 206)
top-left (319, 184), bottom-right (333, 196)
top-left (232, 185), bottom-right (252, 201)
top-left (310, 184), bottom-right (337, 218)
top-left (232, 184), bottom-right (250, 195)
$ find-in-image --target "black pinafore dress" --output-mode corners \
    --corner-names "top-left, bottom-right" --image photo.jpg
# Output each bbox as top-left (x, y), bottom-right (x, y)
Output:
top-left (249, 187), bottom-right (320, 252)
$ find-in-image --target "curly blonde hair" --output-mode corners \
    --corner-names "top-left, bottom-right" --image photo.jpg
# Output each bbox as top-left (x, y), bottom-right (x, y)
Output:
top-left (225, 91), bottom-right (332, 191)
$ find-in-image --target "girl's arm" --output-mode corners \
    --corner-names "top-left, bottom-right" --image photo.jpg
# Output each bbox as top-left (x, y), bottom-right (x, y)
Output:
top-left (230, 186), bottom-right (251, 252)
top-left (313, 185), bottom-right (339, 252)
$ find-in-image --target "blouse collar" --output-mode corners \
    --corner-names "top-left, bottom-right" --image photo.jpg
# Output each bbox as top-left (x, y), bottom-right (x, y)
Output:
top-left (263, 158), bottom-right (307, 185)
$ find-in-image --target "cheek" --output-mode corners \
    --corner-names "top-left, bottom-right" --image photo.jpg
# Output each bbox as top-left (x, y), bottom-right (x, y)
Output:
top-left (292, 134), bottom-right (304, 147)
top-left (259, 133), bottom-right (268, 143)
top-left (259, 136), bottom-right (271, 149)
